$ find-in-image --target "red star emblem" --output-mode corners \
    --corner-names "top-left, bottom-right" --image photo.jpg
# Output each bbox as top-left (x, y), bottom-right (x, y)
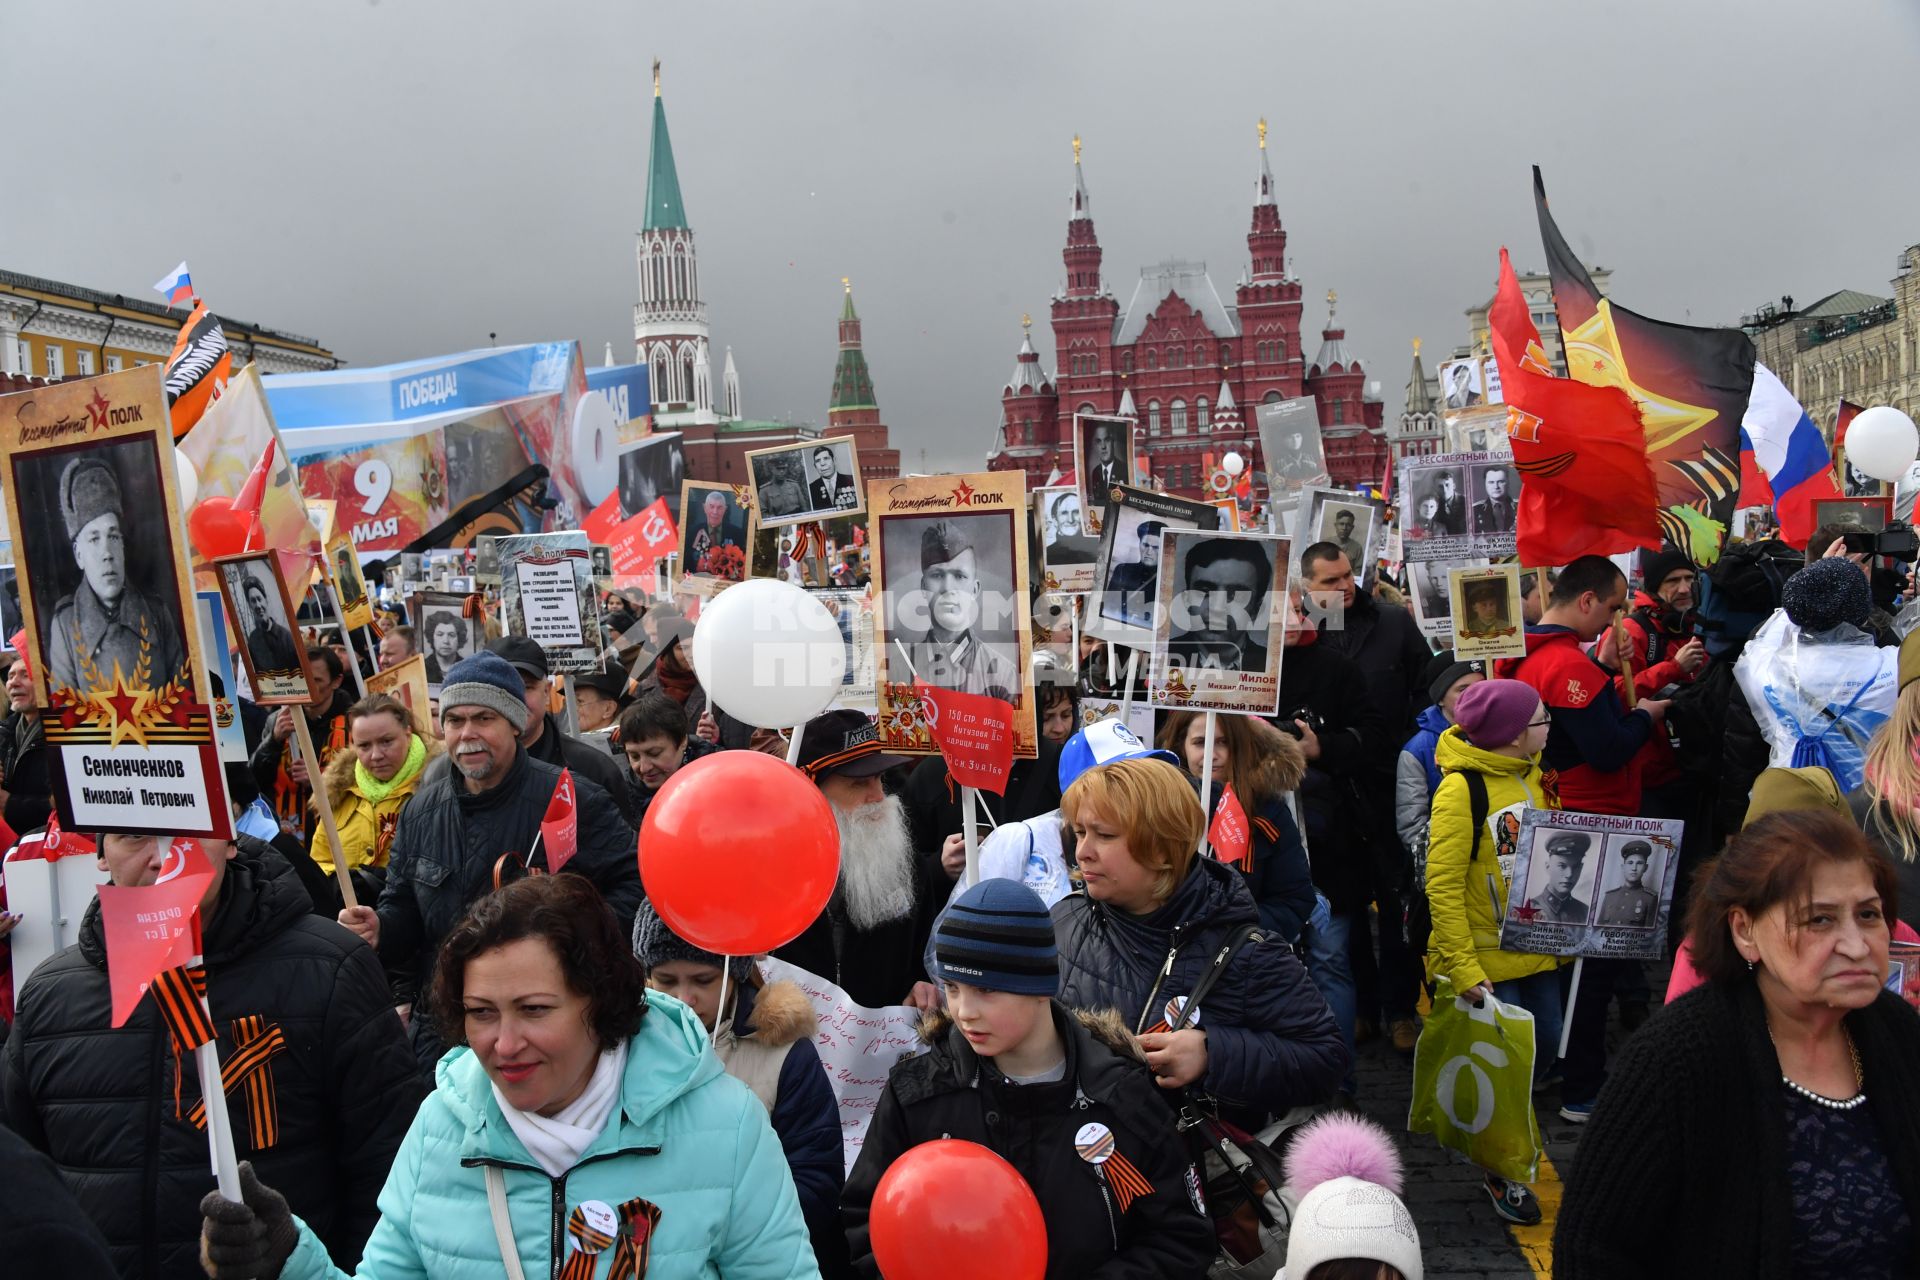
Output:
top-left (951, 479), bottom-right (976, 506)
top-left (104, 683), bottom-right (144, 728)
top-left (1512, 904), bottom-right (1540, 924)
top-left (87, 389), bottom-right (112, 430)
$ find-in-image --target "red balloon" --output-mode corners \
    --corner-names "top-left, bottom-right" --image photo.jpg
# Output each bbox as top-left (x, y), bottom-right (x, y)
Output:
top-left (870, 1140), bottom-right (1047, 1280)
top-left (186, 497), bottom-right (252, 561)
top-left (638, 751), bottom-right (839, 955)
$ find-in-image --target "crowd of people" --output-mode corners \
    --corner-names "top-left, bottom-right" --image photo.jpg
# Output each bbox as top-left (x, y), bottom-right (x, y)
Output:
top-left (1, 518), bottom-right (1919, 1278)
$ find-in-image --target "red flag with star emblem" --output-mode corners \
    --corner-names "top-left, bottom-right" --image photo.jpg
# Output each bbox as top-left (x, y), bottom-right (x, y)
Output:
top-left (539, 769), bottom-right (579, 874)
top-left (1489, 248), bottom-right (1662, 565)
top-left (913, 680), bottom-right (1014, 795)
top-left (1208, 785), bottom-right (1252, 867)
top-left (99, 871), bottom-right (214, 1027)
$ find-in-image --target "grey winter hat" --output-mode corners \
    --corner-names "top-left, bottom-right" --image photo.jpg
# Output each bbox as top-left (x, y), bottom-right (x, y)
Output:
top-left (632, 900), bottom-right (755, 982)
top-left (437, 651), bottom-right (531, 733)
top-left (1782, 558), bottom-right (1872, 633)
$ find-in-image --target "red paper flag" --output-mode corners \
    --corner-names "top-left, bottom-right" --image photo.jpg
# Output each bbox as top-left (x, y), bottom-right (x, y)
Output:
top-left (607, 498), bottom-right (679, 578)
top-left (233, 439), bottom-right (276, 518)
top-left (157, 837), bottom-right (216, 883)
top-left (912, 680), bottom-right (1015, 795)
top-left (1209, 785), bottom-right (1251, 867)
top-left (41, 811), bottom-right (96, 860)
top-left (1488, 247), bottom-right (1662, 565)
top-left (99, 872), bottom-right (213, 1027)
top-left (581, 491), bottom-right (625, 547)
top-left (540, 769), bottom-right (579, 874)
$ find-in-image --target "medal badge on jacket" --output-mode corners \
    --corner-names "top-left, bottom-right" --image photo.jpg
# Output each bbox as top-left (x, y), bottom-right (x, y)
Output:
top-left (1074, 1121), bottom-right (1155, 1212)
top-left (559, 1197), bottom-right (662, 1279)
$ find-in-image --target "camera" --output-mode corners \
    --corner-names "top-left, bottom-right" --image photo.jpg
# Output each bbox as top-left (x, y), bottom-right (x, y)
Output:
top-left (1277, 707), bottom-right (1325, 739)
top-left (1841, 519), bottom-right (1919, 562)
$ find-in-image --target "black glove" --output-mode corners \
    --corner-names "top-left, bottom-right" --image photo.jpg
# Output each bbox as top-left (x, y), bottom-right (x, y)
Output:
top-left (199, 1161), bottom-right (298, 1280)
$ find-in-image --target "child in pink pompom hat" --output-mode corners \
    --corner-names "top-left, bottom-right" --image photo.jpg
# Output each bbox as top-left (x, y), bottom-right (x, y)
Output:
top-left (1279, 1111), bottom-right (1422, 1279)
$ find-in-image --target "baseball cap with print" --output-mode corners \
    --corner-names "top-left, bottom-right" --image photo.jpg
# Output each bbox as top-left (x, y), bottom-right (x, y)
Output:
top-left (796, 708), bottom-right (913, 780)
top-left (1058, 718), bottom-right (1181, 792)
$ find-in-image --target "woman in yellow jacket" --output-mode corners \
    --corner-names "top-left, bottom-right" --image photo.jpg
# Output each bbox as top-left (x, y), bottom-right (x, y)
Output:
top-left (1422, 677), bottom-right (1560, 1227)
top-left (314, 694), bottom-right (440, 893)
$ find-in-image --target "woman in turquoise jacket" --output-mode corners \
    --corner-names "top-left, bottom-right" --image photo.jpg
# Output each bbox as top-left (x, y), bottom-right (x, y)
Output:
top-left (199, 875), bottom-right (819, 1280)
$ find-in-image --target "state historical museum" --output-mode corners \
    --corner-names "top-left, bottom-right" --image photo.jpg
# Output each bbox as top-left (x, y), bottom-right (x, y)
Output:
top-left (988, 128), bottom-right (1388, 501)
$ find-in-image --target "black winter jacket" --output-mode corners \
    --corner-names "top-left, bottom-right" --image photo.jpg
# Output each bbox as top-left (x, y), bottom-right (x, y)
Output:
top-left (0, 1122), bottom-right (117, 1279)
top-left (844, 1002), bottom-right (1217, 1280)
top-left (1053, 856), bottom-right (1347, 1130)
top-left (1555, 980), bottom-right (1920, 1279)
top-left (526, 711), bottom-right (641, 827)
top-left (772, 853), bottom-right (947, 1010)
top-left (1316, 591), bottom-right (1432, 757)
top-left (376, 748), bottom-right (641, 1069)
top-left (1274, 640), bottom-right (1388, 909)
top-left (0, 710), bottom-right (53, 838)
top-left (1197, 781), bottom-right (1316, 943)
top-left (1, 843), bottom-right (421, 1279)
top-left (901, 739), bottom-right (1065, 861)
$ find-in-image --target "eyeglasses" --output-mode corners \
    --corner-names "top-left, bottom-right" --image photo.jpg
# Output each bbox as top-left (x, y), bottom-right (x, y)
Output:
top-left (1526, 717), bottom-right (1551, 729)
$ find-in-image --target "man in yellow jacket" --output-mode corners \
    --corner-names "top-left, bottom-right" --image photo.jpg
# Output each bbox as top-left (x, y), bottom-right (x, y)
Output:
top-left (1421, 677), bottom-right (1562, 1228)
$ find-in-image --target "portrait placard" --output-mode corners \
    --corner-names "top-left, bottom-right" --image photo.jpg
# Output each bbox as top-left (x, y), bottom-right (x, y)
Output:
top-left (745, 438), bottom-right (865, 529)
top-left (617, 431), bottom-right (686, 520)
top-left (215, 552), bottom-right (320, 706)
top-left (366, 654), bottom-right (431, 723)
top-left (1149, 530), bottom-right (1287, 715)
top-left (496, 531), bottom-right (600, 675)
top-left (409, 591), bottom-right (483, 690)
top-left (1, 367), bottom-right (230, 838)
top-left (1255, 397), bottom-right (1329, 501)
top-left (1072, 413), bottom-right (1136, 535)
top-left (1448, 563), bottom-right (1526, 661)
top-left (1297, 487), bottom-right (1382, 581)
top-left (1035, 484), bottom-right (1098, 595)
top-left (817, 588), bottom-right (877, 712)
top-left (1087, 485), bottom-right (1223, 649)
top-left (1408, 558), bottom-right (1486, 644)
top-left (748, 511), bottom-right (869, 591)
top-left (1399, 451), bottom-right (1518, 562)
top-left (1838, 446), bottom-right (1889, 498)
top-left (1439, 357), bottom-right (1487, 411)
top-left (1500, 808), bottom-right (1683, 959)
top-left (870, 472), bottom-right (1035, 759)
top-left (679, 481), bottom-right (750, 586)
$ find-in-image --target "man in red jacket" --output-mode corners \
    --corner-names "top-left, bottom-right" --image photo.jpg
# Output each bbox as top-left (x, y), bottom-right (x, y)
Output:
top-left (1502, 555), bottom-right (1670, 1122)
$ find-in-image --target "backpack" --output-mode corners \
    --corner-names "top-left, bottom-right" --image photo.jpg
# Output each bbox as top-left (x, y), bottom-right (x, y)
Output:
top-left (1695, 539), bottom-right (1798, 660)
top-left (1404, 770), bottom-right (1488, 956)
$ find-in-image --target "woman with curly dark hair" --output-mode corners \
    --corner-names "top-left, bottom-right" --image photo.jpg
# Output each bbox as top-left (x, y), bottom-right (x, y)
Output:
top-left (199, 875), bottom-right (819, 1280)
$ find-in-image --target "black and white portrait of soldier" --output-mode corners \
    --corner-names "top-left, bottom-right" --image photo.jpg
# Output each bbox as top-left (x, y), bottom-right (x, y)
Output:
top-left (1164, 535), bottom-right (1276, 675)
top-left (1470, 464), bottom-right (1517, 534)
top-left (886, 515), bottom-right (1018, 701)
top-left (1102, 519), bottom-right (1165, 631)
top-left (806, 443), bottom-right (860, 513)
top-left (1442, 359), bottom-right (1483, 410)
top-left (224, 560), bottom-right (302, 680)
top-left (42, 452), bottom-right (186, 697)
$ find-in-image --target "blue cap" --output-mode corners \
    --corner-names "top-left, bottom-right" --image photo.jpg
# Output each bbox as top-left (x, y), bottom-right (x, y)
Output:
top-left (933, 879), bottom-right (1059, 996)
top-left (1059, 718), bottom-right (1181, 792)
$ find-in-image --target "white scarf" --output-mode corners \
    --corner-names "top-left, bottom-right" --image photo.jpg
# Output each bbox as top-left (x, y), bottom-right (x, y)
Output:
top-left (492, 1041), bottom-right (628, 1177)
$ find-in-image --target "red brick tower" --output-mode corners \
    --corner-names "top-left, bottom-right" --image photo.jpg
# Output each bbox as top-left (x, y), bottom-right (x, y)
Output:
top-left (1051, 136), bottom-right (1122, 429)
top-left (1233, 119), bottom-right (1306, 410)
top-left (990, 315), bottom-right (1061, 483)
top-left (825, 279), bottom-right (900, 480)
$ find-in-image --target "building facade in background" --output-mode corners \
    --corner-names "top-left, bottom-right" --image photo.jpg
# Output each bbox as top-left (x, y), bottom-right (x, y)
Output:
top-left (0, 270), bottom-right (334, 381)
top-left (987, 129), bottom-right (1387, 498)
top-left (1465, 263), bottom-right (1611, 375)
top-left (1743, 244), bottom-right (1920, 435)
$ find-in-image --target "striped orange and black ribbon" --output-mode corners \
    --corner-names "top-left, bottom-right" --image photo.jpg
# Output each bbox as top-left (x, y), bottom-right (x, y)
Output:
top-left (1103, 1150), bottom-right (1155, 1214)
top-left (151, 965), bottom-right (216, 1050)
top-left (187, 1017), bottom-right (287, 1150)
top-left (557, 1202), bottom-right (613, 1280)
top-left (606, 1198), bottom-right (663, 1280)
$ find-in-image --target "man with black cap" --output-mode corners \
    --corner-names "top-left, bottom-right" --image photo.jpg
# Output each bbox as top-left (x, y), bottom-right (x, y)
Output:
top-left (338, 651), bottom-right (641, 1076)
top-left (1596, 840), bottom-right (1659, 927)
top-left (570, 668), bottom-right (629, 735)
top-left (776, 709), bottom-right (945, 1011)
top-left (1526, 833), bottom-right (1593, 925)
top-left (897, 520), bottom-right (1016, 700)
top-left (45, 455), bottom-right (186, 696)
top-left (486, 636), bottom-right (639, 826)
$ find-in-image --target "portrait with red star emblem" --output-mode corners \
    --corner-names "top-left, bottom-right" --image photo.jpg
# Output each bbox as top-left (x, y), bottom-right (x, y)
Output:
top-left (743, 437), bottom-right (865, 530)
top-left (0, 364), bottom-right (230, 840)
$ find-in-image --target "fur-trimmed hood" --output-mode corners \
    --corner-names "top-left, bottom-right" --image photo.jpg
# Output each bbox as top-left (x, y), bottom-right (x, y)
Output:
top-left (319, 731), bottom-right (442, 810)
top-left (1251, 719), bottom-right (1308, 795)
top-left (735, 979), bottom-right (816, 1050)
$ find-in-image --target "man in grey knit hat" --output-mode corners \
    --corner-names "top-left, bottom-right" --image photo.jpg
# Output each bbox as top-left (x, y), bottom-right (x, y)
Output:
top-left (45, 455), bottom-right (185, 696)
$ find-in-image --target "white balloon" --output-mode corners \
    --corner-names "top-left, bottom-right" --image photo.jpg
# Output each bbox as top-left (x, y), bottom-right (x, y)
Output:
top-left (1842, 405), bottom-right (1919, 482)
top-left (691, 579), bottom-right (848, 729)
top-left (1222, 451), bottom-right (1245, 477)
top-left (176, 450), bottom-right (200, 510)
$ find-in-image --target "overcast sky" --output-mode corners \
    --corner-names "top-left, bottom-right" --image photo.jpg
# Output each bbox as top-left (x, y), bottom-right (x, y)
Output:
top-left (6, 1), bottom-right (1918, 471)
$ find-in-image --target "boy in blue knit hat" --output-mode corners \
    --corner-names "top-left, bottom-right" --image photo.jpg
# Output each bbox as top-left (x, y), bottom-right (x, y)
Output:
top-left (843, 879), bottom-right (1215, 1278)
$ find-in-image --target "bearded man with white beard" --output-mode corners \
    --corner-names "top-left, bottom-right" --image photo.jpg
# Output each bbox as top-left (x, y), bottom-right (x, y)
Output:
top-left (775, 710), bottom-right (947, 1012)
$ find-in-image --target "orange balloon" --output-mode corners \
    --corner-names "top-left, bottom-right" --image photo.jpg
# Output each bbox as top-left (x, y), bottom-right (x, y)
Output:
top-left (870, 1140), bottom-right (1047, 1280)
top-left (638, 751), bottom-right (839, 955)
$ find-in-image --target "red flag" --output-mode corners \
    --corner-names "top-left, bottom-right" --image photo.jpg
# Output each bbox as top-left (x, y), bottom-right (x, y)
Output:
top-left (41, 812), bottom-right (96, 860)
top-left (1208, 785), bottom-right (1252, 867)
top-left (607, 498), bottom-right (679, 578)
top-left (1488, 247), bottom-right (1662, 565)
top-left (1833, 399), bottom-right (1865, 486)
top-left (233, 440), bottom-right (276, 518)
top-left (99, 872), bottom-right (213, 1027)
top-left (157, 837), bottom-right (216, 883)
top-left (540, 769), bottom-right (579, 874)
top-left (912, 681), bottom-right (1015, 795)
top-left (581, 491), bottom-right (625, 547)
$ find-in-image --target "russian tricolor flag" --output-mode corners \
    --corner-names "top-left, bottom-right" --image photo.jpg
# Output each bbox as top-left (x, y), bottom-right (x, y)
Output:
top-left (152, 261), bottom-right (194, 307)
top-left (1738, 361), bottom-right (1842, 548)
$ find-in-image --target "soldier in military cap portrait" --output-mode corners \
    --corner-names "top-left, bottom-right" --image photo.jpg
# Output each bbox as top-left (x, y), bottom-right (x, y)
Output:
top-left (891, 517), bottom-right (1017, 700)
top-left (1596, 838), bottom-right (1661, 928)
top-left (44, 454), bottom-right (186, 697)
top-left (1525, 831), bottom-right (1594, 925)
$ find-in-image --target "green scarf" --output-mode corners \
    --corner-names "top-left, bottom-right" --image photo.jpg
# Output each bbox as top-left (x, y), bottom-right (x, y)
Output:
top-left (356, 734), bottom-right (427, 804)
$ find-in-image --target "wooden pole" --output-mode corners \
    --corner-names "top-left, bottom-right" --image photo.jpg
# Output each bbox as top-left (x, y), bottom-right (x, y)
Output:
top-left (291, 712), bottom-right (358, 910)
top-left (1613, 612), bottom-right (1637, 710)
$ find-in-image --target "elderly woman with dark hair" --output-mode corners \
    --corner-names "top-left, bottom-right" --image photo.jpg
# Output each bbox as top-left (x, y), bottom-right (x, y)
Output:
top-left (1556, 810), bottom-right (1920, 1278)
top-left (200, 875), bottom-right (819, 1280)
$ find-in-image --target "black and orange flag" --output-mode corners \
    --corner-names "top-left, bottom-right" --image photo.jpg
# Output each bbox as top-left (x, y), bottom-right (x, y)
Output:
top-left (1489, 248), bottom-right (1661, 566)
top-left (1534, 168), bottom-right (1755, 553)
top-left (163, 299), bottom-right (232, 440)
